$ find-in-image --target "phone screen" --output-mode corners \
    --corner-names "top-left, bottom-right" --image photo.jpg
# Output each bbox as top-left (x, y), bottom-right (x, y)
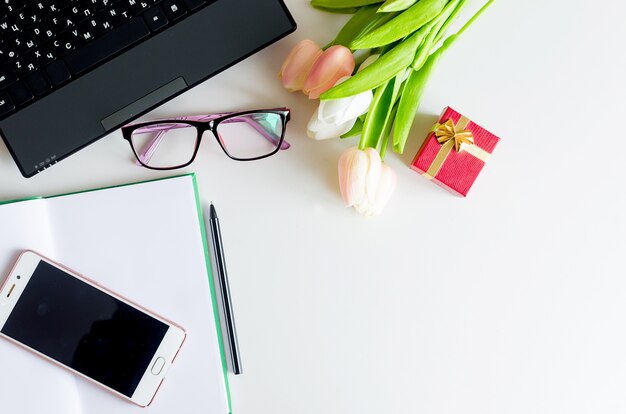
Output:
top-left (0, 260), bottom-right (168, 397)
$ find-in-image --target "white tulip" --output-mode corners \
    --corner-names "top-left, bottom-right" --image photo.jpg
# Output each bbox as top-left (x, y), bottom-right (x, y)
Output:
top-left (307, 76), bottom-right (373, 140)
top-left (307, 108), bottom-right (357, 140)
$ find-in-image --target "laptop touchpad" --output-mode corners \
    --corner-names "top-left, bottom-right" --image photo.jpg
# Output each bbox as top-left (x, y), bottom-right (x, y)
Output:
top-left (101, 77), bottom-right (188, 131)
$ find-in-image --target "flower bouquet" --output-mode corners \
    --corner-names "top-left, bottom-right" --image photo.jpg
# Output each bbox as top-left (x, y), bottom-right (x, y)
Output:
top-left (280, 0), bottom-right (495, 215)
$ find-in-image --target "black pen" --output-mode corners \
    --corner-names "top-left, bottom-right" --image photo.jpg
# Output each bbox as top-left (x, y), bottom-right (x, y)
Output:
top-left (209, 203), bottom-right (242, 375)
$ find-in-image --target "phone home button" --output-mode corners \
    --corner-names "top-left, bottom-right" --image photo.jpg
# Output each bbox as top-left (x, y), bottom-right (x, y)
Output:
top-left (151, 357), bottom-right (166, 375)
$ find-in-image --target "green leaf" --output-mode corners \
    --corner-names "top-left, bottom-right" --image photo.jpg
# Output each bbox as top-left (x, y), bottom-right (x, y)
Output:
top-left (350, 0), bottom-right (448, 49)
top-left (411, 0), bottom-right (459, 71)
top-left (378, 0), bottom-right (419, 12)
top-left (392, 50), bottom-right (440, 153)
top-left (311, 0), bottom-right (383, 9)
top-left (360, 74), bottom-right (402, 150)
top-left (331, 5), bottom-right (397, 48)
top-left (321, 29), bottom-right (425, 100)
top-left (360, 79), bottom-right (390, 149)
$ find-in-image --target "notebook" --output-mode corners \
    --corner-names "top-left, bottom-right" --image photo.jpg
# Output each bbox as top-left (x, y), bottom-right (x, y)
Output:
top-left (0, 174), bottom-right (231, 413)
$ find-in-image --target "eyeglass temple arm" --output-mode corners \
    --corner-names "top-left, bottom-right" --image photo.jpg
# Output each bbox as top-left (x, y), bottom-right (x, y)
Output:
top-left (134, 112), bottom-right (291, 165)
top-left (136, 130), bottom-right (167, 166)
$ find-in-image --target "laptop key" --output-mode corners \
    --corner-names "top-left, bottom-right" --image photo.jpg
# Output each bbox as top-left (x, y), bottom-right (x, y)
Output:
top-left (143, 6), bottom-right (169, 32)
top-left (162, 0), bottom-right (187, 21)
top-left (8, 81), bottom-right (34, 106)
top-left (50, 34), bottom-right (77, 57)
top-left (0, 92), bottom-right (15, 117)
top-left (91, 13), bottom-right (114, 36)
top-left (75, 21), bottom-right (96, 43)
top-left (20, 4), bottom-right (43, 26)
top-left (69, 5), bottom-right (94, 24)
top-left (0, 42), bottom-right (17, 64)
top-left (2, 1), bottom-right (26, 15)
top-left (107, 4), bottom-right (133, 25)
top-left (12, 55), bottom-right (38, 77)
top-left (26, 71), bottom-right (52, 96)
top-left (14, 34), bottom-right (39, 55)
top-left (126, 0), bottom-right (152, 15)
top-left (0, 67), bottom-right (18, 90)
top-left (64, 17), bottom-right (150, 75)
top-left (51, 11), bottom-right (75, 32)
top-left (183, 0), bottom-right (206, 11)
top-left (0, 16), bottom-right (22, 38)
top-left (45, 60), bottom-right (71, 86)
top-left (32, 46), bottom-right (56, 66)
top-left (90, 0), bottom-right (110, 12)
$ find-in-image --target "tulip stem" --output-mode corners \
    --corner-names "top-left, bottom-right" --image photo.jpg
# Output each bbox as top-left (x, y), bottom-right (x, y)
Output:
top-left (433, 0), bottom-right (469, 45)
top-left (379, 125), bottom-right (390, 160)
top-left (458, 0), bottom-right (495, 38)
top-left (380, 136), bottom-right (389, 159)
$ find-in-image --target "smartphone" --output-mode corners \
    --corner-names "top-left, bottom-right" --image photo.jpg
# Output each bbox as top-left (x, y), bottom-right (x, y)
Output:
top-left (0, 251), bottom-right (186, 407)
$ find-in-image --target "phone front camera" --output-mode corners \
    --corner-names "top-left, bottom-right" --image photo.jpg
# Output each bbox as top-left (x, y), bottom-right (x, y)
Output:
top-left (16, 275), bottom-right (21, 280)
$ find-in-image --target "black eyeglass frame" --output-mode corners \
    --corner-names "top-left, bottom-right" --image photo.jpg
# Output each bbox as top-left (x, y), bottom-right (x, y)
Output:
top-left (121, 108), bottom-right (291, 170)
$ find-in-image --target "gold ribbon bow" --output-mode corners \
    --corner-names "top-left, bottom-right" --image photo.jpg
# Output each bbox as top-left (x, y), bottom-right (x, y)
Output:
top-left (434, 118), bottom-right (475, 153)
top-left (423, 116), bottom-right (491, 180)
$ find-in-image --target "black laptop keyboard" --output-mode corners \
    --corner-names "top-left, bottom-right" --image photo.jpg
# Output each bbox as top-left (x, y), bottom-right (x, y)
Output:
top-left (0, 0), bottom-right (212, 120)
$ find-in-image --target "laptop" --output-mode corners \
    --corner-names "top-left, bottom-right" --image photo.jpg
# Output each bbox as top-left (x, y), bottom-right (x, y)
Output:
top-left (0, 0), bottom-right (296, 178)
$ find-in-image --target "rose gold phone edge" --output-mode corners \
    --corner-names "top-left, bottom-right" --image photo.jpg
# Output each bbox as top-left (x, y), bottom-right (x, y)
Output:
top-left (0, 250), bottom-right (187, 407)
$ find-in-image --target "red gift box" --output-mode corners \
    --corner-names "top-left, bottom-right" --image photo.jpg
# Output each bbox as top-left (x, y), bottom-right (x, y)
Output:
top-left (411, 107), bottom-right (500, 197)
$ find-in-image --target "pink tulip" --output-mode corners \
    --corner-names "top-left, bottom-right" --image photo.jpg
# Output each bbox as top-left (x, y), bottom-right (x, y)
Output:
top-left (303, 45), bottom-right (355, 99)
top-left (279, 39), bottom-right (323, 92)
top-left (338, 147), bottom-right (397, 216)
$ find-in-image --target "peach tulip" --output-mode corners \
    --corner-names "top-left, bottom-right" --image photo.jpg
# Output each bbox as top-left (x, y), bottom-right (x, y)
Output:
top-left (279, 39), bottom-right (323, 92)
top-left (338, 147), bottom-right (397, 216)
top-left (303, 45), bottom-right (355, 99)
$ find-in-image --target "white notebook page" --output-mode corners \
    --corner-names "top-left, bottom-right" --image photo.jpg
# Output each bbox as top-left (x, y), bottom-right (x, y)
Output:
top-left (0, 199), bottom-right (80, 414)
top-left (0, 175), bottom-right (230, 414)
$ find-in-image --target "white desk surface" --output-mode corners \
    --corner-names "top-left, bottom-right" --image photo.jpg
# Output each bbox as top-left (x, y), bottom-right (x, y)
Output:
top-left (1, 1), bottom-right (625, 413)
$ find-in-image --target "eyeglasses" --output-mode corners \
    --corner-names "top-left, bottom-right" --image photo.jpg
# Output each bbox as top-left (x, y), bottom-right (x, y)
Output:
top-left (121, 108), bottom-right (291, 170)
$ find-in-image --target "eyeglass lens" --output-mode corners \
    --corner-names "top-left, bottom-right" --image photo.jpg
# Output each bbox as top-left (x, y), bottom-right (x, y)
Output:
top-left (131, 123), bottom-right (197, 169)
top-left (216, 112), bottom-right (284, 160)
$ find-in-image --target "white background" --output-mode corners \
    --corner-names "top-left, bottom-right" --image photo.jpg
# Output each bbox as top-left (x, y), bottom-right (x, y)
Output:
top-left (1, 1), bottom-right (626, 413)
